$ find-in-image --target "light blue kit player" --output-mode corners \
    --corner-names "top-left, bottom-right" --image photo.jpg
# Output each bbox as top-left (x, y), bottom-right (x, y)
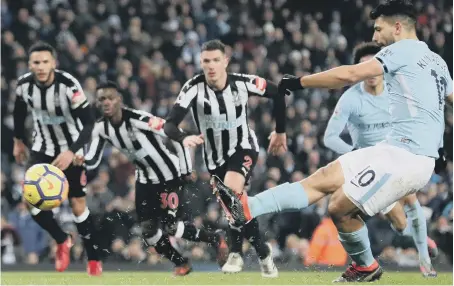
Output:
top-left (324, 41), bottom-right (440, 277)
top-left (211, 0), bottom-right (453, 282)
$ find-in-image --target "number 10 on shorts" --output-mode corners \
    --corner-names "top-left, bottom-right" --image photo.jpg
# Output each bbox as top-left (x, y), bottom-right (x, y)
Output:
top-left (350, 165), bottom-right (376, 188)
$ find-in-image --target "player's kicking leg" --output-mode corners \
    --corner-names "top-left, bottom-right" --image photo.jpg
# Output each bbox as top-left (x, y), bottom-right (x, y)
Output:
top-left (213, 144), bottom-right (435, 282)
top-left (383, 194), bottom-right (438, 277)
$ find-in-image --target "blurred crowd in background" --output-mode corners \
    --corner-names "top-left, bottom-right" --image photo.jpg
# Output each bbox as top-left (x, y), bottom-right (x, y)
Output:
top-left (1, 0), bottom-right (453, 268)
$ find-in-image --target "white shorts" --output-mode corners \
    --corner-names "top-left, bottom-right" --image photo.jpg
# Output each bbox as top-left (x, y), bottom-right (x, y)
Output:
top-left (338, 143), bottom-right (434, 216)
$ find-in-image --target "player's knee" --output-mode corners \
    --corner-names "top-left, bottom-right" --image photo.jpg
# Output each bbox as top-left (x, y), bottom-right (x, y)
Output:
top-left (141, 221), bottom-right (164, 246)
top-left (386, 204), bottom-right (407, 232)
top-left (392, 216), bottom-right (407, 233)
top-left (224, 172), bottom-right (246, 194)
top-left (328, 199), bottom-right (343, 222)
top-left (70, 197), bottom-right (86, 216)
top-left (166, 221), bottom-right (184, 238)
top-left (328, 191), bottom-right (351, 223)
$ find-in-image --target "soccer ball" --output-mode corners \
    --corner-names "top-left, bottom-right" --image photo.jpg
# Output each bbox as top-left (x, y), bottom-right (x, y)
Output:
top-left (23, 164), bottom-right (69, 210)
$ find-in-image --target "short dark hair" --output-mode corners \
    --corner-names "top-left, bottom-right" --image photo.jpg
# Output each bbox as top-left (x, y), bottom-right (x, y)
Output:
top-left (353, 42), bottom-right (382, 64)
top-left (201, 40), bottom-right (226, 53)
top-left (96, 81), bottom-right (118, 91)
top-left (28, 41), bottom-right (56, 58)
top-left (370, 0), bottom-right (417, 23)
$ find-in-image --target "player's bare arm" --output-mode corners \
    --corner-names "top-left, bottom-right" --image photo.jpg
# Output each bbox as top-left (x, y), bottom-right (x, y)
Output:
top-left (279, 59), bottom-right (384, 91)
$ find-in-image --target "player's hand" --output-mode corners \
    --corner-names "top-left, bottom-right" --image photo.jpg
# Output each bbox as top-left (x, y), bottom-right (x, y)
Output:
top-left (182, 135), bottom-right (204, 148)
top-left (52, 150), bottom-right (75, 171)
top-left (73, 154), bottom-right (85, 166)
top-left (13, 138), bottom-right (29, 165)
top-left (278, 74), bottom-right (303, 96)
top-left (267, 131), bottom-right (288, 155)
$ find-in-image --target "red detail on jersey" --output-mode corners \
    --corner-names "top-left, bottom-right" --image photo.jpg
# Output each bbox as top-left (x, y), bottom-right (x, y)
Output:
top-left (243, 155), bottom-right (253, 169)
top-left (148, 117), bottom-right (165, 130)
top-left (71, 91), bottom-right (85, 103)
top-left (255, 77), bottom-right (267, 91)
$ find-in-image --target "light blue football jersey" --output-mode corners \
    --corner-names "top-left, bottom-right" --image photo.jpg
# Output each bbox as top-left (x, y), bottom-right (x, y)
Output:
top-left (374, 39), bottom-right (452, 158)
top-left (324, 82), bottom-right (391, 154)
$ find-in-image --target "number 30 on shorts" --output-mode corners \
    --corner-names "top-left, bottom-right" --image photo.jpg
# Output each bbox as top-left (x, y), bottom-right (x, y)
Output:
top-left (160, 192), bottom-right (179, 209)
top-left (350, 166), bottom-right (376, 187)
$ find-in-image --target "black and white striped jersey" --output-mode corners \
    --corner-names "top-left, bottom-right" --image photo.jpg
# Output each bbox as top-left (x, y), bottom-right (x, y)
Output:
top-left (164, 73), bottom-right (286, 171)
top-left (84, 107), bottom-right (192, 185)
top-left (14, 69), bottom-right (93, 157)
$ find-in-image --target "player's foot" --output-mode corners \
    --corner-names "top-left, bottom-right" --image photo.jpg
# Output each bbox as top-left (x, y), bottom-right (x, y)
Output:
top-left (55, 236), bottom-right (73, 272)
top-left (210, 175), bottom-right (249, 225)
top-left (259, 243), bottom-right (278, 278)
top-left (427, 237), bottom-right (439, 259)
top-left (420, 260), bottom-right (437, 278)
top-left (87, 260), bottom-right (102, 276)
top-left (332, 261), bottom-right (383, 283)
top-left (215, 231), bottom-right (229, 267)
top-left (174, 263), bottom-right (192, 276)
top-left (222, 253), bottom-right (244, 273)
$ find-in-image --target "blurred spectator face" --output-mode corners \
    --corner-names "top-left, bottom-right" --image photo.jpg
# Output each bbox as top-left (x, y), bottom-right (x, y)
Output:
top-left (434, 32), bottom-right (445, 48)
top-left (291, 171), bottom-right (305, 182)
top-left (265, 179), bottom-right (277, 189)
top-left (309, 150), bottom-right (320, 166)
top-left (268, 167), bottom-right (281, 182)
top-left (246, 60), bottom-right (257, 74)
top-left (98, 169), bottom-right (110, 184)
top-left (301, 120), bottom-right (312, 135)
top-left (183, 17), bottom-right (194, 31)
top-left (18, 8), bottom-right (29, 23)
top-left (200, 49), bottom-right (228, 87)
top-left (28, 50), bottom-right (56, 84)
top-left (96, 87), bottom-right (122, 118)
top-left (170, 81), bottom-right (181, 95)
top-left (3, 31), bottom-right (14, 45)
top-left (360, 55), bottom-right (383, 88)
top-left (196, 24), bottom-right (207, 39)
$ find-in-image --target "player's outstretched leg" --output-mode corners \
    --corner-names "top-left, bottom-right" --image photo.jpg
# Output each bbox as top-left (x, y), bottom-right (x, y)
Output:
top-left (211, 161), bottom-right (342, 225)
top-left (142, 220), bottom-right (191, 276)
top-left (328, 191), bottom-right (383, 283)
top-left (168, 221), bottom-right (229, 267)
top-left (29, 207), bottom-right (72, 272)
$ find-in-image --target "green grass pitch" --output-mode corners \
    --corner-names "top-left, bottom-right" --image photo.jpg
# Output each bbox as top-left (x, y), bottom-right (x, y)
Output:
top-left (1, 271), bottom-right (452, 285)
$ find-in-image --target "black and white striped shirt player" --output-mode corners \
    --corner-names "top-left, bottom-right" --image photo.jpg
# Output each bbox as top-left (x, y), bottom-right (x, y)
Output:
top-left (14, 70), bottom-right (90, 158)
top-left (13, 42), bottom-right (102, 273)
top-left (84, 107), bottom-right (192, 184)
top-left (164, 73), bottom-right (286, 172)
